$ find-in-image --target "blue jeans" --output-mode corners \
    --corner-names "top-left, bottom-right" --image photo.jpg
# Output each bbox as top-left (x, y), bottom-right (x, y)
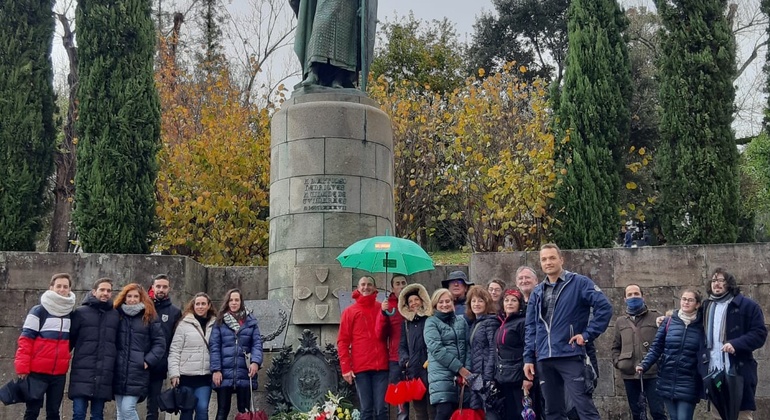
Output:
top-left (72, 397), bottom-right (106, 420)
top-left (355, 370), bottom-right (388, 420)
top-left (664, 399), bottom-right (695, 420)
top-left (180, 385), bottom-right (212, 420)
top-left (623, 378), bottom-right (667, 420)
top-left (115, 395), bottom-right (140, 420)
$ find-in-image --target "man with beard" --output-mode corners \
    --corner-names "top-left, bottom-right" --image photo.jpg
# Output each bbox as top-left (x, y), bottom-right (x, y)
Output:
top-left (145, 274), bottom-right (182, 420)
top-left (69, 278), bottom-right (120, 420)
top-left (15, 273), bottom-right (77, 420)
top-left (702, 268), bottom-right (767, 420)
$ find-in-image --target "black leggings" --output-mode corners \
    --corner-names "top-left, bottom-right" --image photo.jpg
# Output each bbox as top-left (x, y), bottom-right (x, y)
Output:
top-left (433, 402), bottom-right (457, 420)
top-left (215, 386), bottom-right (251, 420)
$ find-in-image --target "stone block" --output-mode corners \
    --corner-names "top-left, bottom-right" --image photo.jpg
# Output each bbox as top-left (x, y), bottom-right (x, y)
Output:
top-left (270, 178), bottom-right (291, 217)
top-left (271, 108), bottom-right (288, 146)
top-left (0, 291), bottom-right (39, 327)
top-left (292, 265), bottom-right (349, 324)
top-left (365, 106), bottom-right (394, 150)
top-left (290, 176), bottom-right (360, 215)
top-left (325, 137), bottom-right (377, 178)
top-left (323, 213), bottom-right (377, 248)
top-left (286, 138), bottom-right (325, 177)
top-left (703, 243), bottom-right (770, 286)
top-left (561, 248), bottom-right (615, 289)
top-left (228, 266), bottom-right (268, 301)
top-left (374, 143), bottom-right (393, 185)
top-left (271, 214), bottom-right (324, 251)
top-left (469, 252), bottom-right (526, 287)
top-left (206, 267), bottom-right (238, 304)
top-left (0, 327), bottom-right (21, 357)
top-left (287, 101), bottom-right (367, 142)
top-left (287, 92), bottom-right (376, 107)
top-left (376, 217), bottom-right (394, 238)
top-left (267, 250), bottom-right (297, 291)
top-left (2, 252), bottom-right (78, 290)
top-left (75, 253), bottom-right (187, 293)
top-left (270, 142), bottom-right (289, 183)
top-left (360, 178), bottom-right (394, 220)
top-left (614, 245), bottom-right (706, 289)
top-left (296, 248), bottom-right (347, 266)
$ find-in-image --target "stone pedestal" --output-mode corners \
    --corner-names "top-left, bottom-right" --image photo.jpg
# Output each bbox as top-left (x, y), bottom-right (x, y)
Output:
top-left (268, 92), bottom-right (394, 347)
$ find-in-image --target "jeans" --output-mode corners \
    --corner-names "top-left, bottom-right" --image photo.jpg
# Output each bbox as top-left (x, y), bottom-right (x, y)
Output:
top-left (214, 386), bottom-right (251, 420)
top-left (538, 357), bottom-right (601, 420)
top-left (180, 385), bottom-right (213, 420)
top-left (623, 378), bottom-right (667, 420)
top-left (23, 373), bottom-right (66, 420)
top-left (388, 361), bottom-right (408, 419)
top-left (72, 397), bottom-right (106, 420)
top-left (664, 399), bottom-right (695, 420)
top-left (145, 378), bottom-right (163, 420)
top-left (116, 395), bottom-right (141, 420)
top-left (355, 370), bottom-right (389, 420)
top-left (433, 402), bottom-right (456, 420)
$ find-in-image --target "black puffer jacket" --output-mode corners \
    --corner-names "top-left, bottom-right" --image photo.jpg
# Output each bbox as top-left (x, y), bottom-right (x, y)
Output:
top-left (468, 314), bottom-right (500, 409)
top-left (68, 295), bottom-right (120, 400)
top-left (150, 298), bottom-right (181, 379)
top-left (113, 307), bottom-right (166, 397)
top-left (640, 310), bottom-right (706, 403)
top-left (494, 311), bottom-right (525, 382)
top-left (397, 284), bottom-right (433, 385)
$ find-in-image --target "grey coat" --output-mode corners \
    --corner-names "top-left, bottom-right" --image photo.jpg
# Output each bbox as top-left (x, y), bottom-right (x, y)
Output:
top-left (424, 310), bottom-right (470, 405)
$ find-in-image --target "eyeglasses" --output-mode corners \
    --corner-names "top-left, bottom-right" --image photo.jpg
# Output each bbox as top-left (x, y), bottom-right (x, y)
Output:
top-left (680, 297), bottom-right (697, 303)
top-left (711, 278), bottom-right (726, 284)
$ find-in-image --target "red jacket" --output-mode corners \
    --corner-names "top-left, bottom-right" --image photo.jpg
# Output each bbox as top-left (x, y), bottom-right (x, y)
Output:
top-left (376, 292), bottom-right (404, 362)
top-left (338, 291), bottom-right (388, 374)
top-left (15, 305), bottom-right (72, 376)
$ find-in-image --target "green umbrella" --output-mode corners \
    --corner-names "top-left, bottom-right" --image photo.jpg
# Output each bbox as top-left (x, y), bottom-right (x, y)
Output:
top-left (337, 235), bottom-right (434, 315)
top-left (336, 235), bottom-right (434, 276)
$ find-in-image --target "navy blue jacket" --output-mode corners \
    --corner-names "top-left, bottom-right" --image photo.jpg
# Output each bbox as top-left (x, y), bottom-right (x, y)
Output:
top-left (701, 293), bottom-right (767, 411)
top-left (150, 297), bottom-right (181, 379)
top-left (468, 314), bottom-right (500, 409)
top-left (209, 314), bottom-right (263, 389)
top-left (69, 295), bottom-right (120, 400)
top-left (524, 271), bottom-right (612, 363)
top-left (641, 310), bottom-right (706, 403)
top-left (113, 309), bottom-right (166, 397)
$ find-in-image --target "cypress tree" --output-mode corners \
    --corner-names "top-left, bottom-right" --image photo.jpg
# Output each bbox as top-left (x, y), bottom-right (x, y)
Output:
top-left (551, 0), bottom-right (631, 249)
top-left (74, 0), bottom-right (161, 253)
top-left (0, 0), bottom-right (57, 250)
top-left (654, 0), bottom-right (738, 244)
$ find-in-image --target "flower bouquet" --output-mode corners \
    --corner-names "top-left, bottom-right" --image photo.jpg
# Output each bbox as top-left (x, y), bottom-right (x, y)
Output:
top-left (307, 391), bottom-right (360, 420)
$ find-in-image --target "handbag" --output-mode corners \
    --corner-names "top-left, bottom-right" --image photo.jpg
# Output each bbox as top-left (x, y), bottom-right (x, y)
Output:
top-left (582, 354), bottom-right (597, 394)
top-left (494, 355), bottom-right (523, 384)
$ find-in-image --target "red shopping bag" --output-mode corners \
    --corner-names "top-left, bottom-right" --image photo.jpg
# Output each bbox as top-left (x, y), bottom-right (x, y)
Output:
top-left (235, 410), bottom-right (268, 420)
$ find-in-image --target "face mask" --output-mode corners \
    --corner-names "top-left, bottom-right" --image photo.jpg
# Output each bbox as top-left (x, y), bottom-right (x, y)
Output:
top-left (626, 297), bottom-right (644, 312)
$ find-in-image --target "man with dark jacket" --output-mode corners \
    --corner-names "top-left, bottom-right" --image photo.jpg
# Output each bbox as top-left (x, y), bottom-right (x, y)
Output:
top-left (440, 270), bottom-right (473, 320)
top-left (702, 268), bottom-right (767, 420)
top-left (15, 273), bottom-right (77, 420)
top-left (69, 278), bottom-right (120, 420)
top-left (611, 284), bottom-right (666, 420)
top-left (145, 274), bottom-right (182, 420)
top-left (523, 243), bottom-right (612, 420)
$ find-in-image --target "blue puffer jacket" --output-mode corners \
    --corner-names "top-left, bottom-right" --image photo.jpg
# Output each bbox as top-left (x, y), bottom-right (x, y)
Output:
top-left (468, 314), bottom-right (500, 409)
top-left (209, 314), bottom-right (263, 389)
top-left (640, 310), bottom-right (706, 403)
top-left (524, 271), bottom-right (612, 363)
top-left (424, 311), bottom-right (470, 405)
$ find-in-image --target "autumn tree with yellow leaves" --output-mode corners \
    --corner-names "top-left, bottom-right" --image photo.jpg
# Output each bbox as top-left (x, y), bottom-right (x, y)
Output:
top-left (154, 36), bottom-right (274, 265)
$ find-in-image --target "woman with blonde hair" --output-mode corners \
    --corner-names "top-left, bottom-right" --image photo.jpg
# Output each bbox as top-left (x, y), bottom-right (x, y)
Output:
top-left (113, 283), bottom-right (166, 420)
top-left (423, 288), bottom-right (471, 420)
top-left (168, 292), bottom-right (217, 420)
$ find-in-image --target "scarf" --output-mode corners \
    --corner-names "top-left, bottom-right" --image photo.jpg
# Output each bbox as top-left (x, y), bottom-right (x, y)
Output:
top-left (224, 311), bottom-right (246, 332)
top-left (121, 302), bottom-right (146, 317)
top-left (705, 292), bottom-right (734, 351)
top-left (435, 310), bottom-right (456, 325)
top-left (678, 309), bottom-right (697, 326)
top-left (41, 290), bottom-right (77, 316)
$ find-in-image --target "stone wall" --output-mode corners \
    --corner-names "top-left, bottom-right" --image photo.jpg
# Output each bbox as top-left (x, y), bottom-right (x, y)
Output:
top-left (469, 243), bottom-right (770, 418)
top-left (1, 244), bottom-right (769, 418)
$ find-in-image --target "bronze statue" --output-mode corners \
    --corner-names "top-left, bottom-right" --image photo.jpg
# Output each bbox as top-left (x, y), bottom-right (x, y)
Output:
top-left (289, 0), bottom-right (377, 90)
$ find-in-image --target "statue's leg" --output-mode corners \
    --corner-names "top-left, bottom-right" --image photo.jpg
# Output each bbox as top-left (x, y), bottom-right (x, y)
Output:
top-left (332, 69), bottom-right (356, 89)
top-left (302, 63), bottom-right (321, 86)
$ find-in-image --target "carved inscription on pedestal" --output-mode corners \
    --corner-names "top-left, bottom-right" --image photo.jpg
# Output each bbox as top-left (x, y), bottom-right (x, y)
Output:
top-left (302, 177), bottom-right (347, 211)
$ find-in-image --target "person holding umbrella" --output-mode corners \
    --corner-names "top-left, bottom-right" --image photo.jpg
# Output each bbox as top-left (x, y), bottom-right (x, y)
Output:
top-left (702, 268), bottom-right (767, 420)
top-left (376, 275), bottom-right (408, 419)
top-left (423, 288), bottom-right (471, 420)
top-left (397, 283), bottom-right (434, 420)
top-left (636, 289), bottom-right (707, 420)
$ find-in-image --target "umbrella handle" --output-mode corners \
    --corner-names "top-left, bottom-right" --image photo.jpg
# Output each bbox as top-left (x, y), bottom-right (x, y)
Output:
top-left (384, 308), bottom-right (396, 316)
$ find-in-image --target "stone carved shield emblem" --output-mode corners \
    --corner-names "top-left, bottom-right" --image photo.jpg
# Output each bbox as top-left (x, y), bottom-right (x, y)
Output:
top-left (293, 265), bottom-right (350, 324)
top-left (315, 286), bottom-right (329, 300)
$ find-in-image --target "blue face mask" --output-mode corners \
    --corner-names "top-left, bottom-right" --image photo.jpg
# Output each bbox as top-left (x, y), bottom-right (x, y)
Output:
top-left (626, 297), bottom-right (644, 312)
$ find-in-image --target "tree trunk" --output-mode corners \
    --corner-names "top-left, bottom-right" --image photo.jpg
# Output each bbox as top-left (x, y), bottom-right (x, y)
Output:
top-left (49, 13), bottom-right (78, 252)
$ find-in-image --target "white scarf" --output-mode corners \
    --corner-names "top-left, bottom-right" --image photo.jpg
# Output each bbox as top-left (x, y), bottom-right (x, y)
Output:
top-left (40, 290), bottom-right (77, 316)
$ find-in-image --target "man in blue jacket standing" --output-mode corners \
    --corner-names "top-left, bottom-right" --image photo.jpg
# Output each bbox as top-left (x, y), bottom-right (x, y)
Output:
top-left (523, 243), bottom-right (612, 420)
top-left (703, 268), bottom-right (767, 420)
